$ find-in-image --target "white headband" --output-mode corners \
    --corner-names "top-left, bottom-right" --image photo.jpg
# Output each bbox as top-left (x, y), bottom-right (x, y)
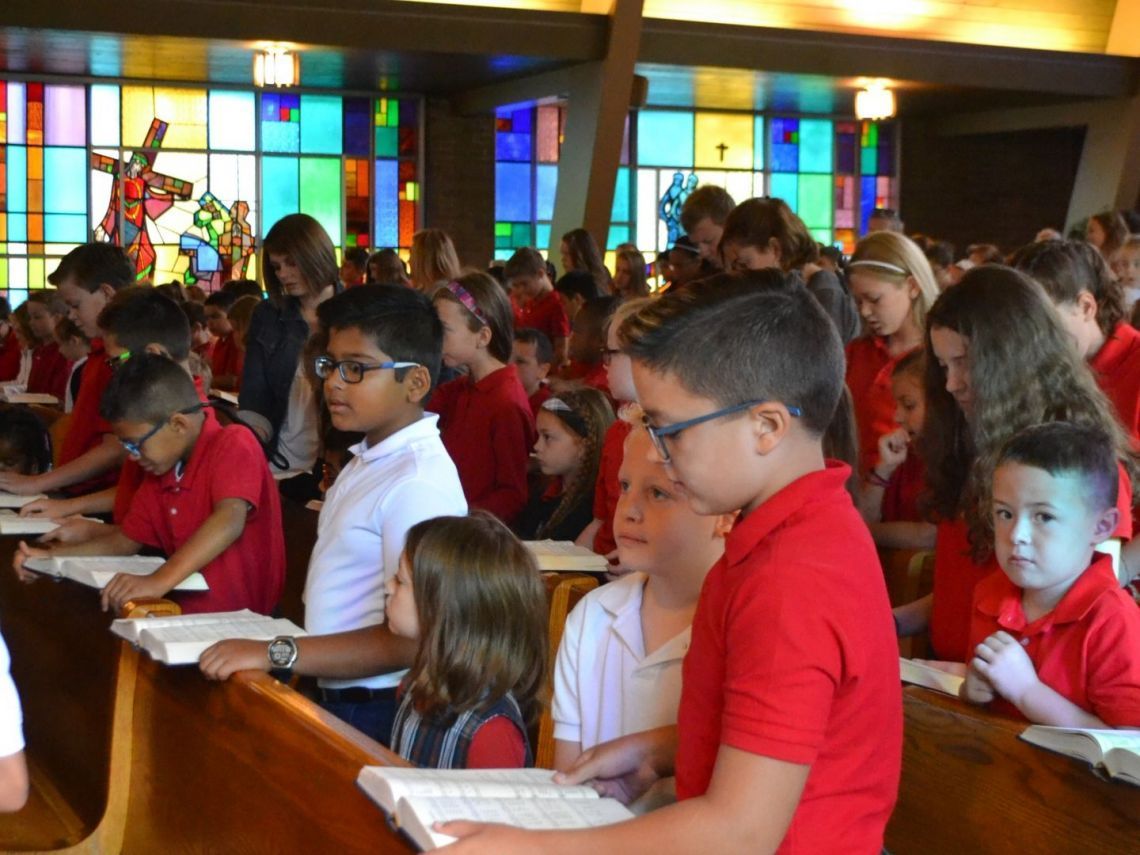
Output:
top-left (848, 259), bottom-right (908, 276)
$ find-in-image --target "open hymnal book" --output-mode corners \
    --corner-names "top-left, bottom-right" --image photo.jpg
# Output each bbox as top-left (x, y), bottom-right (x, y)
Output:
top-left (899, 658), bottom-right (965, 696)
top-left (2, 391), bottom-right (59, 406)
top-left (0, 492), bottom-right (48, 509)
top-left (23, 555), bottom-right (208, 592)
top-left (357, 766), bottom-right (634, 850)
top-left (110, 609), bottom-right (306, 665)
top-left (209, 389), bottom-right (239, 406)
top-left (1020, 726), bottom-right (1140, 786)
top-left (0, 513), bottom-right (59, 536)
top-left (525, 540), bottom-right (608, 573)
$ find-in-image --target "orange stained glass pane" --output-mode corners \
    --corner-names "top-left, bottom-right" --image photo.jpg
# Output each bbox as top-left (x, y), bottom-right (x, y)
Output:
top-left (27, 213), bottom-right (43, 242)
top-left (694, 112), bottom-right (754, 171)
top-left (122, 86), bottom-right (208, 149)
top-left (26, 147), bottom-right (42, 180)
top-left (27, 182), bottom-right (43, 210)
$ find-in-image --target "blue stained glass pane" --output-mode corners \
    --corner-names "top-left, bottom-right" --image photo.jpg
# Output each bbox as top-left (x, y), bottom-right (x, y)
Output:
top-left (8, 217), bottom-right (27, 241)
top-left (261, 93), bottom-right (280, 121)
top-left (860, 176), bottom-right (877, 234)
top-left (536, 165), bottom-right (557, 222)
top-left (611, 168), bottom-right (629, 222)
top-left (511, 108), bottom-right (532, 134)
top-left (536, 223), bottom-right (551, 252)
top-left (637, 111), bottom-right (694, 167)
top-left (7, 147), bottom-right (27, 211)
top-left (44, 214), bottom-right (88, 243)
top-left (799, 120), bottom-right (833, 173)
top-left (261, 157), bottom-right (299, 235)
top-left (836, 129), bottom-right (857, 175)
top-left (769, 173), bottom-right (798, 210)
top-left (343, 98), bottom-right (371, 156)
top-left (770, 117), bottom-right (799, 173)
top-left (300, 95), bottom-right (343, 154)
top-left (753, 116), bottom-right (765, 170)
top-left (374, 159), bottom-right (399, 248)
top-left (497, 133), bottom-right (532, 162)
top-left (495, 162), bottom-right (532, 221)
top-left (263, 121), bottom-right (299, 153)
top-left (877, 125), bottom-right (895, 174)
top-left (44, 148), bottom-right (87, 213)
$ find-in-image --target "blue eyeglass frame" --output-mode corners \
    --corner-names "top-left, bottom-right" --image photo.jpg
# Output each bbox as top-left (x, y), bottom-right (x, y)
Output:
top-left (313, 356), bottom-right (420, 383)
top-left (118, 403), bottom-right (206, 458)
top-left (643, 399), bottom-right (802, 462)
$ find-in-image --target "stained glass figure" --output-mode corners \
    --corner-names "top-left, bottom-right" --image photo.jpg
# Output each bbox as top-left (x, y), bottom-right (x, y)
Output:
top-left (177, 191), bottom-right (254, 289)
top-left (658, 171), bottom-right (697, 245)
top-left (92, 118), bottom-right (194, 281)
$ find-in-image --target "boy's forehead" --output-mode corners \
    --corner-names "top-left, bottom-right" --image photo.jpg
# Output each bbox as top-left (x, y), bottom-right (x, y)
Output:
top-left (327, 325), bottom-right (390, 359)
top-left (994, 461), bottom-right (1089, 500)
top-left (513, 340), bottom-right (536, 358)
top-left (630, 360), bottom-right (714, 418)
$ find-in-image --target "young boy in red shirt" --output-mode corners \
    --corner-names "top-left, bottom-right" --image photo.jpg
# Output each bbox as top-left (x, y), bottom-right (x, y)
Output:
top-left (505, 248), bottom-right (570, 368)
top-left (512, 327), bottom-right (553, 418)
top-left (204, 290), bottom-right (244, 392)
top-left (961, 422), bottom-right (1140, 727)
top-left (441, 279), bottom-right (901, 854)
top-left (15, 353), bottom-right (285, 616)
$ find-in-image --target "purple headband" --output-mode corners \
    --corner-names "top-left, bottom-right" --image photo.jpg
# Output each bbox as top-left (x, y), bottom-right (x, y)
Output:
top-left (445, 281), bottom-right (488, 326)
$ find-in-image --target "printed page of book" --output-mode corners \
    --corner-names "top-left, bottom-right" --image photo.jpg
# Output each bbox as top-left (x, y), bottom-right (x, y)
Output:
top-left (136, 615), bottom-right (306, 665)
top-left (0, 492), bottom-right (47, 509)
top-left (358, 767), bottom-right (596, 814)
top-left (397, 794), bottom-right (634, 850)
top-left (0, 516), bottom-right (59, 535)
top-left (4, 393), bottom-right (59, 405)
top-left (111, 609), bottom-right (260, 644)
top-left (899, 658), bottom-right (965, 696)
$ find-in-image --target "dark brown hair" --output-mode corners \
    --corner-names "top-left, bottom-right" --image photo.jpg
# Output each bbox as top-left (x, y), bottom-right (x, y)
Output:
top-left (561, 229), bottom-right (612, 294)
top-left (402, 512), bottom-right (547, 725)
top-left (537, 386), bottom-right (614, 538)
top-left (433, 270), bottom-right (515, 364)
top-left (261, 213), bottom-right (339, 303)
top-left (1089, 210), bottom-right (1130, 259)
top-left (1011, 239), bottom-right (1124, 337)
top-left (998, 421), bottom-right (1118, 512)
top-left (503, 247), bottom-right (547, 281)
top-left (719, 197), bottom-right (817, 272)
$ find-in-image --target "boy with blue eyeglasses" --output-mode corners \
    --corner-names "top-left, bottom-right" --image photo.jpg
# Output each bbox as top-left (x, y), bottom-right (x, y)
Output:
top-left (199, 285), bottom-right (466, 746)
top-left (15, 352), bottom-right (285, 617)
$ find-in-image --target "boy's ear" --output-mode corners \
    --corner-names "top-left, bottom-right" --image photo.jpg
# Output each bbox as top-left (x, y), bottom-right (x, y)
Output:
top-left (1077, 290), bottom-right (1099, 322)
top-left (143, 342), bottom-right (171, 359)
top-left (404, 364), bottom-right (432, 404)
top-left (1093, 506), bottom-right (1119, 543)
top-left (536, 362), bottom-right (552, 381)
top-left (750, 402), bottom-right (795, 455)
top-left (97, 282), bottom-right (117, 302)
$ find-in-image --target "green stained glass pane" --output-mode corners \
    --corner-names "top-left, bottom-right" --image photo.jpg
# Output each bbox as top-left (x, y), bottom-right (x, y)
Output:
top-left (810, 228), bottom-right (832, 245)
top-left (261, 156), bottom-right (299, 235)
top-left (388, 101), bottom-right (399, 127)
top-left (43, 148), bottom-right (87, 213)
top-left (861, 147), bottom-right (877, 175)
top-left (375, 127), bottom-right (398, 157)
top-left (607, 225), bottom-right (629, 250)
top-left (797, 174), bottom-right (832, 229)
top-left (496, 222), bottom-right (512, 238)
top-left (300, 95), bottom-right (343, 154)
top-left (799, 120), bottom-right (833, 173)
top-left (299, 157), bottom-right (342, 244)
top-left (511, 223), bottom-right (533, 246)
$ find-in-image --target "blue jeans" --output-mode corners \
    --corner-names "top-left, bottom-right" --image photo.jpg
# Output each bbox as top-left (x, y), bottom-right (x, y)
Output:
top-left (318, 689), bottom-right (399, 747)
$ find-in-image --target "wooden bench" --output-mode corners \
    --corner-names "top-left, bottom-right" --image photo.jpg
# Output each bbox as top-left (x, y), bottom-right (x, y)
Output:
top-left (886, 687), bottom-right (1140, 853)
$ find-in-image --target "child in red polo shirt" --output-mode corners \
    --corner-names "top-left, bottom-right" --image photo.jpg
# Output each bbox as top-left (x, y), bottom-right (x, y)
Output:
top-left (24, 291), bottom-right (70, 402)
top-left (428, 273), bottom-right (536, 526)
top-left (204, 290), bottom-right (244, 392)
top-left (511, 327), bottom-right (554, 418)
top-left (440, 279), bottom-right (901, 854)
top-left (893, 267), bottom-right (1137, 663)
top-left (962, 423), bottom-right (1140, 727)
top-left (558, 297), bottom-right (617, 403)
top-left (845, 232), bottom-right (939, 475)
top-left (505, 248), bottom-right (570, 368)
top-left (15, 353), bottom-right (284, 616)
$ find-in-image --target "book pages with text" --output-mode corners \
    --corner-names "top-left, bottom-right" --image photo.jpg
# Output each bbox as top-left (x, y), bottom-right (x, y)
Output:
top-left (357, 767), bottom-right (595, 814)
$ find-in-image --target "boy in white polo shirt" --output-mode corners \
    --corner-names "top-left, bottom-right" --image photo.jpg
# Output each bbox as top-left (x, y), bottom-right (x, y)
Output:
top-left (200, 285), bottom-right (466, 745)
top-left (552, 422), bottom-right (732, 771)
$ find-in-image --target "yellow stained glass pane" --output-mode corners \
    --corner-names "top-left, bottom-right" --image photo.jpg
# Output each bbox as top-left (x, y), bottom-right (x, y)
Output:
top-left (694, 112), bottom-right (753, 171)
top-left (122, 86), bottom-right (208, 149)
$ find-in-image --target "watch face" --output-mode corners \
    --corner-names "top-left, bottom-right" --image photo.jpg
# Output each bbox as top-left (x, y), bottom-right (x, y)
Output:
top-left (268, 637), bottom-right (296, 668)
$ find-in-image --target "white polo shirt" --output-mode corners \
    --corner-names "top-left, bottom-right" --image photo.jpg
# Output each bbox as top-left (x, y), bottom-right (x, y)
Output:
top-left (552, 572), bottom-right (690, 749)
top-left (0, 630), bottom-right (24, 758)
top-left (303, 414), bottom-right (467, 689)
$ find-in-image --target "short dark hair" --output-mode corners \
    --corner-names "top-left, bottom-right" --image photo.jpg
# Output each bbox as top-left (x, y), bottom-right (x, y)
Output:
top-left (503, 247), bottom-right (546, 281)
top-left (574, 296), bottom-right (620, 340)
top-left (925, 241), bottom-right (954, 270)
top-left (997, 421), bottom-right (1118, 512)
top-left (48, 243), bottom-right (134, 292)
top-left (514, 327), bottom-right (553, 366)
top-left (97, 289), bottom-right (192, 362)
top-left (54, 316), bottom-right (88, 345)
top-left (181, 300), bottom-right (207, 329)
top-left (368, 249), bottom-right (409, 286)
top-left (554, 271), bottom-right (601, 303)
top-left (204, 290), bottom-right (238, 312)
top-left (343, 247), bottom-right (369, 270)
top-left (681, 186), bottom-right (735, 232)
top-left (221, 279), bottom-right (263, 300)
top-left (317, 284), bottom-right (443, 387)
top-left (620, 277), bottom-right (843, 435)
top-left (100, 353), bottom-right (199, 425)
top-left (719, 197), bottom-right (817, 271)
top-left (0, 404), bottom-right (52, 475)
top-left (1012, 239), bottom-right (1124, 337)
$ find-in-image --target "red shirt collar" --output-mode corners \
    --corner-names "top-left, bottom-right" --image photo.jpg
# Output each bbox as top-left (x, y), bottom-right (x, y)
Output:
top-left (724, 461), bottom-right (852, 567)
top-left (1089, 322), bottom-right (1140, 375)
top-left (976, 553), bottom-right (1119, 634)
top-left (470, 363), bottom-right (520, 392)
top-left (155, 407), bottom-right (221, 494)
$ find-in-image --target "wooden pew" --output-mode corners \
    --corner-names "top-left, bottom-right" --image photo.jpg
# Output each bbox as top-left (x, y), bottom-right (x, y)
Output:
top-left (887, 687), bottom-right (1140, 853)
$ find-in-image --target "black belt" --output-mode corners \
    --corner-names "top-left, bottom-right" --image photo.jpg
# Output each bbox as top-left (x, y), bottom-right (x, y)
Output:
top-left (317, 685), bottom-right (398, 704)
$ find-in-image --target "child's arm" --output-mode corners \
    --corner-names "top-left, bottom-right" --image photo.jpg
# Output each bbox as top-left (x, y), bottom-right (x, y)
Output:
top-left (13, 528), bottom-right (139, 583)
top-left (869, 521), bottom-right (937, 550)
top-left (856, 428), bottom-right (909, 525)
top-left (553, 740), bottom-right (582, 772)
top-left (959, 659), bottom-right (996, 706)
top-left (0, 435), bottom-right (124, 495)
top-left (100, 497), bottom-right (250, 613)
top-left (893, 593), bottom-right (932, 637)
top-left (20, 488), bottom-right (116, 519)
top-left (971, 631), bottom-right (1108, 728)
top-left (0, 751), bottom-right (27, 813)
top-left (574, 518), bottom-right (602, 549)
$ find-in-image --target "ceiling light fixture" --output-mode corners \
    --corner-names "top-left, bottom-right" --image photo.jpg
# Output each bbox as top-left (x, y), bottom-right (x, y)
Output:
top-left (253, 46), bottom-right (299, 88)
top-left (855, 82), bottom-right (896, 121)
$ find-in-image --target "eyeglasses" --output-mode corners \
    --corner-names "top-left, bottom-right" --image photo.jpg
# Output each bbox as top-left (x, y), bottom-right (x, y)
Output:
top-left (601, 348), bottom-right (622, 365)
top-left (642, 399), bottom-right (802, 463)
top-left (313, 356), bottom-right (419, 384)
top-left (118, 403), bottom-right (206, 458)
top-left (105, 350), bottom-right (131, 370)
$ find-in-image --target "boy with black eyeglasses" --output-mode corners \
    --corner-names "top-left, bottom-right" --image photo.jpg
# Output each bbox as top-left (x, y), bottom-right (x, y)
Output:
top-left (199, 285), bottom-right (466, 747)
top-left (14, 352), bottom-right (285, 617)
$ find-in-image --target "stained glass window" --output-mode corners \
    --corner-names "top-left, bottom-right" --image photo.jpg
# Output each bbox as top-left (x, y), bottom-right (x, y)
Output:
top-left (0, 78), bottom-right (422, 303)
top-left (859, 121), bottom-right (899, 235)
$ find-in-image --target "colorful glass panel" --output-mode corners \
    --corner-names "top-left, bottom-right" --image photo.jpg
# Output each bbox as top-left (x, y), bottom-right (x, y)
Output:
top-left (694, 112), bottom-right (753, 170)
top-left (637, 110), bottom-right (694, 167)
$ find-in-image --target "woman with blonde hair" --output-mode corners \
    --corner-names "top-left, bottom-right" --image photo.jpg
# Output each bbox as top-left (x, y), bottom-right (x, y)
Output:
top-left (410, 229), bottom-right (462, 293)
top-left (844, 230), bottom-right (939, 475)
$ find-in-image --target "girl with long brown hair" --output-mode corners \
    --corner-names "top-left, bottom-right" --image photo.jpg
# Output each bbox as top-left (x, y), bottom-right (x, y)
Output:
top-left (560, 228), bottom-right (613, 295)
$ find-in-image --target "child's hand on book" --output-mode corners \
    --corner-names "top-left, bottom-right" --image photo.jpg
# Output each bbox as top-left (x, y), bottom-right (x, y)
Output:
top-left (969, 631), bottom-right (1037, 706)
top-left (12, 540), bottom-right (49, 583)
top-left (198, 639), bottom-right (272, 681)
top-left (554, 727), bottom-right (673, 805)
top-left (18, 497), bottom-right (69, 519)
top-left (36, 517), bottom-right (106, 546)
top-left (432, 820), bottom-right (538, 853)
top-left (0, 471), bottom-right (43, 496)
top-left (100, 572), bottom-right (171, 614)
top-left (961, 661), bottom-right (996, 705)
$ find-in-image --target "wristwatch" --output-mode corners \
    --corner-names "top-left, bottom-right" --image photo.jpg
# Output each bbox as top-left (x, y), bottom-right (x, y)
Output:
top-left (267, 636), bottom-right (299, 670)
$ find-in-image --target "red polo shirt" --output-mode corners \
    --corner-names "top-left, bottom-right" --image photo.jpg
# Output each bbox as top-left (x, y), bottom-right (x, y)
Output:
top-left (59, 339), bottom-right (118, 494)
top-left (676, 462), bottom-right (901, 853)
top-left (0, 328), bottom-right (20, 381)
top-left (27, 340), bottom-right (70, 401)
top-left (427, 364), bottom-right (536, 526)
top-left (120, 410), bottom-right (285, 615)
top-left (209, 331), bottom-right (244, 390)
top-left (528, 384), bottom-right (552, 419)
top-left (1090, 323), bottom-right (1140, 441)
top-left (845, 336), bottom-right (916, 475)
top-left (931, 465), bottom-right (1133, 662)
top-left (591, 417), bottom-right (632, 556)
top-left (880, 450), bottom-right (926, 523)
top-left (969, 554), bottom-right (1140, 726)
top-left (518, 290), bottom-right (570, 346)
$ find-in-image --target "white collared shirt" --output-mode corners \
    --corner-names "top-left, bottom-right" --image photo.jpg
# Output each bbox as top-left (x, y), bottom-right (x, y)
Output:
top-left (552, 572), bottom-right (690, 748)
top-left (0, 630), bottom-right (24, 758)
top-left (303, 414), bottom-right (467, 689)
